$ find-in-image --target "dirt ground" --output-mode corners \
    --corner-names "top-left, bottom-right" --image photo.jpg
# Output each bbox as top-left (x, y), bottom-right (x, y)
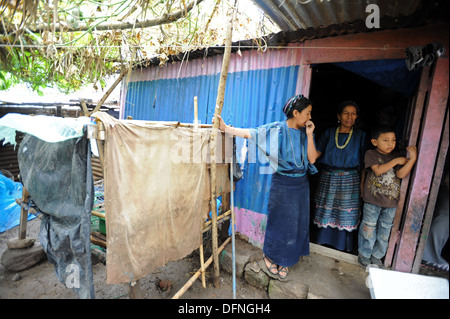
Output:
top-left (0, 218), bottom-right (267, 299)
top-left (1, 217), bottom-right (447, 300)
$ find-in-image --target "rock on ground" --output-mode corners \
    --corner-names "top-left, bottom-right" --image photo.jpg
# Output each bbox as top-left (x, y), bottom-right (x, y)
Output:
top-left (1, 244), bottom-right (46, 272)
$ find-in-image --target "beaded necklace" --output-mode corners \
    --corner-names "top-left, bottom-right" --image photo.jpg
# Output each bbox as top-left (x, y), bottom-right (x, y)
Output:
top-left (287, 124), bottom-right (304, 168)
top-left (335, 126), bottom-right (353, 149)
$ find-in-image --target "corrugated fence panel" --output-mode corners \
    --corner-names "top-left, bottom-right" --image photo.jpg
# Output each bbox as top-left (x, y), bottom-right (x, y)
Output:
top-left (123, 65), bottom-right (300, 219)
top-left (223, 66), bottom-right (300, 220)
top-left (122, 48), bottom-right (303, 246)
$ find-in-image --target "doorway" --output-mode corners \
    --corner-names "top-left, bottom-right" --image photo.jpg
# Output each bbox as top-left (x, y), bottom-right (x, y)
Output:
top-left (308, 61), bottom-right (414, 255)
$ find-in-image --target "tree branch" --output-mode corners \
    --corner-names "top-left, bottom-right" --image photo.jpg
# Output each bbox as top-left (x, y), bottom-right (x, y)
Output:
top-left (30, 0), bottom-right (204, 33)
top-left (91, 68), bottom-right (128, 115)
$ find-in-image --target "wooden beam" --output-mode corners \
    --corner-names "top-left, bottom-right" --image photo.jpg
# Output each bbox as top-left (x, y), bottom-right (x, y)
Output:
top-left (299, 24), bottom-right (449, 64)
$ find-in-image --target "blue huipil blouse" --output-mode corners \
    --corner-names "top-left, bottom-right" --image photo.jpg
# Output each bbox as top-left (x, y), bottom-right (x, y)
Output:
top-left (316, 127), bottom-right (366, 169)
top-left (248, 121), bottom-right (318, 176)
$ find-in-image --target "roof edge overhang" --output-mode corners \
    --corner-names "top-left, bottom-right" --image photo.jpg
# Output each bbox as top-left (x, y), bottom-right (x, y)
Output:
top-left (133, 13), bottom-right (448, 70)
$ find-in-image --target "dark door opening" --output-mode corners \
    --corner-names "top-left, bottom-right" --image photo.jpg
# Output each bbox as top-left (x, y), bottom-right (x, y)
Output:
top-left (308, 62), bottom-right (411, 255)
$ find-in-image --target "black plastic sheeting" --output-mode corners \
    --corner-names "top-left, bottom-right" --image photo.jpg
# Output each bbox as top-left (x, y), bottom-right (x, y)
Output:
top-left (17, 133), bottom-right (94, 299)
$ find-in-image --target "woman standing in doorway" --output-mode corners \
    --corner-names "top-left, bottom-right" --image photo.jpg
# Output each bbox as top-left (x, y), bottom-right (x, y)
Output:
top-left (214, 95), bottom-right (320, 279)
top-left (312, 101), bottom-right (367, 252)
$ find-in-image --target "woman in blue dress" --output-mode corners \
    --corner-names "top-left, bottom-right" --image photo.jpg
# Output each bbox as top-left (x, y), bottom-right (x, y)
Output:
top-left (215, 95), bottom-right (320, 279)
top-left (312, 101), bottom-right (367, 252)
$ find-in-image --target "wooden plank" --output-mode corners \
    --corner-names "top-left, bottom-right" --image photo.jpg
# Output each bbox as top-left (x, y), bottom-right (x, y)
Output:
top-left (309, 243), bottom-right (360, 266)
top-left (393, 57), bottom-right (449, 272)
top-left (384, 66), bottom-right (431, 267)
top-left (412, 111), bottom-right (449, 273)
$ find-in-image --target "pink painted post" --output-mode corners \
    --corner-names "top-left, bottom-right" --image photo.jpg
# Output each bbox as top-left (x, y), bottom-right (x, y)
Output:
top-left (295, 43), bottom-right (312, 97)
top-left (297, 64), bottom-right (312, 97)
top-left (393, 58), bottom-right (449, 272)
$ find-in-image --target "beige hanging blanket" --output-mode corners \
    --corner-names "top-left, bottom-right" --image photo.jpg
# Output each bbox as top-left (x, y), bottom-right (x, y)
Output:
top-left (94, 113), bottom-right (216, 284)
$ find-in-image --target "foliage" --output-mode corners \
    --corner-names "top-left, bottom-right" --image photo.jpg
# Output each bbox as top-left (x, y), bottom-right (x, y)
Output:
top-left (0, 0), bottom-right (278, 94)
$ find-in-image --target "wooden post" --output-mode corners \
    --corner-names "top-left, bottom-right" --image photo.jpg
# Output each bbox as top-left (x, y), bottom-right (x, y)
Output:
top-left (210, 5), bottom-right (234, 288)
top-left (95, 121), bottom-right (106, 175)
top-left (392, 58), bottom-right (449, 272)
top-left (18, 187), bottom-right (29, 240)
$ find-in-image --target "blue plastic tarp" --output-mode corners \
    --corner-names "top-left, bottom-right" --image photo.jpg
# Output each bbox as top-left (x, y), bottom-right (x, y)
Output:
top-left (0, 172), bottom-right (36, 233)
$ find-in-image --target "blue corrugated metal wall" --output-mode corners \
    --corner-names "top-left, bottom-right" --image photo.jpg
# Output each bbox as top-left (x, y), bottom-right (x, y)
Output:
top-left (124, 65), bottom-right (300, 216)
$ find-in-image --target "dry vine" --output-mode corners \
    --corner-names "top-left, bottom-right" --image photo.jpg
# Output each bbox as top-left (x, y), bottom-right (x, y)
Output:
top-left (0, 0), bottom-right (278, 94)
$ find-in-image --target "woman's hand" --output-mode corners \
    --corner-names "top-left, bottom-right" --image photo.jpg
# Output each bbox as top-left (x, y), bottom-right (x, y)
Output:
top-left (212, 115), bottom-right (228, 131)
top-left (305, 120), bottom-right (320, 164)
top-left (212, 115), bottom-right (251, 139)
top-left (305, 120), bottom-right (315, 136)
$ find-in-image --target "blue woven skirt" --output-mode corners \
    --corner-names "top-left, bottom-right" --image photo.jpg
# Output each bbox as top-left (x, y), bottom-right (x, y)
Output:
top-left (312, 168), bottom-right (361, 251)
top-left (263, 173), bottom-right (310, 267)
top-left (313, 168), bottom-right (361, 231)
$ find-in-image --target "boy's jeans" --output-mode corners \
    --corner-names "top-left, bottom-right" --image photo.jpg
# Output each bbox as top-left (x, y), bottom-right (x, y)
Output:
top-left (358, 202), bottom-right (397, 259)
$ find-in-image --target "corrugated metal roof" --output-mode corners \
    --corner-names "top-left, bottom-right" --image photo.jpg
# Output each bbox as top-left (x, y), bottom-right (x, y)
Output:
top-left (135, 0), bottom-right (448, 69)
top-left (251, 0), bottom-right (423, 30)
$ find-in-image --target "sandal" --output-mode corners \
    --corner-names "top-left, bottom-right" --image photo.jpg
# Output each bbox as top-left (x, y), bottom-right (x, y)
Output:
top-left (278, 266), bottom-right (289, 279)
top-left (263, 256), bottom-right (279, 275)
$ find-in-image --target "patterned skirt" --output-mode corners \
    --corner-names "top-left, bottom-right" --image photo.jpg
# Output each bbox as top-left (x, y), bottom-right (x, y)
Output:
top-left (313, 168), bottom-right (361, 231)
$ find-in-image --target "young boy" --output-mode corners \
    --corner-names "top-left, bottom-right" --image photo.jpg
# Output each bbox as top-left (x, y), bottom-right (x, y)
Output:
top-left (358, 126), bottom-right (417, 267)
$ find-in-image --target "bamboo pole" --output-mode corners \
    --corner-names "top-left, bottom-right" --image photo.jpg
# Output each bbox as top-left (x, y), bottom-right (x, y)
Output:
top-left (203, 209), bottom-right (231, 229)
top-left (91, 68), bottom-right (128, 115)
top-left (209, 4), bottom-right (234, 289)
top-left (194, 96), bottom-right (199, 130)
top-left (230, 145), bottom-right (236, 299)
top-left (199, 243), bottom-right (206, 288)
top-left (172, 237), bottom-right (231, 299)
top-left (91, 210), bottom-right (106, 219)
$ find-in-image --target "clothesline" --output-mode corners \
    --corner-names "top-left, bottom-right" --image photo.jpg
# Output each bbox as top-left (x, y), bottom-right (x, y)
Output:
top-left (0, 43), bottom-right (402, 50)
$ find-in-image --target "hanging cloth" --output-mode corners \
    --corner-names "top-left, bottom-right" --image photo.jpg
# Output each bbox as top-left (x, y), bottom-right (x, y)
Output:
top-left (94, 113), bottom-right (211, 284)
